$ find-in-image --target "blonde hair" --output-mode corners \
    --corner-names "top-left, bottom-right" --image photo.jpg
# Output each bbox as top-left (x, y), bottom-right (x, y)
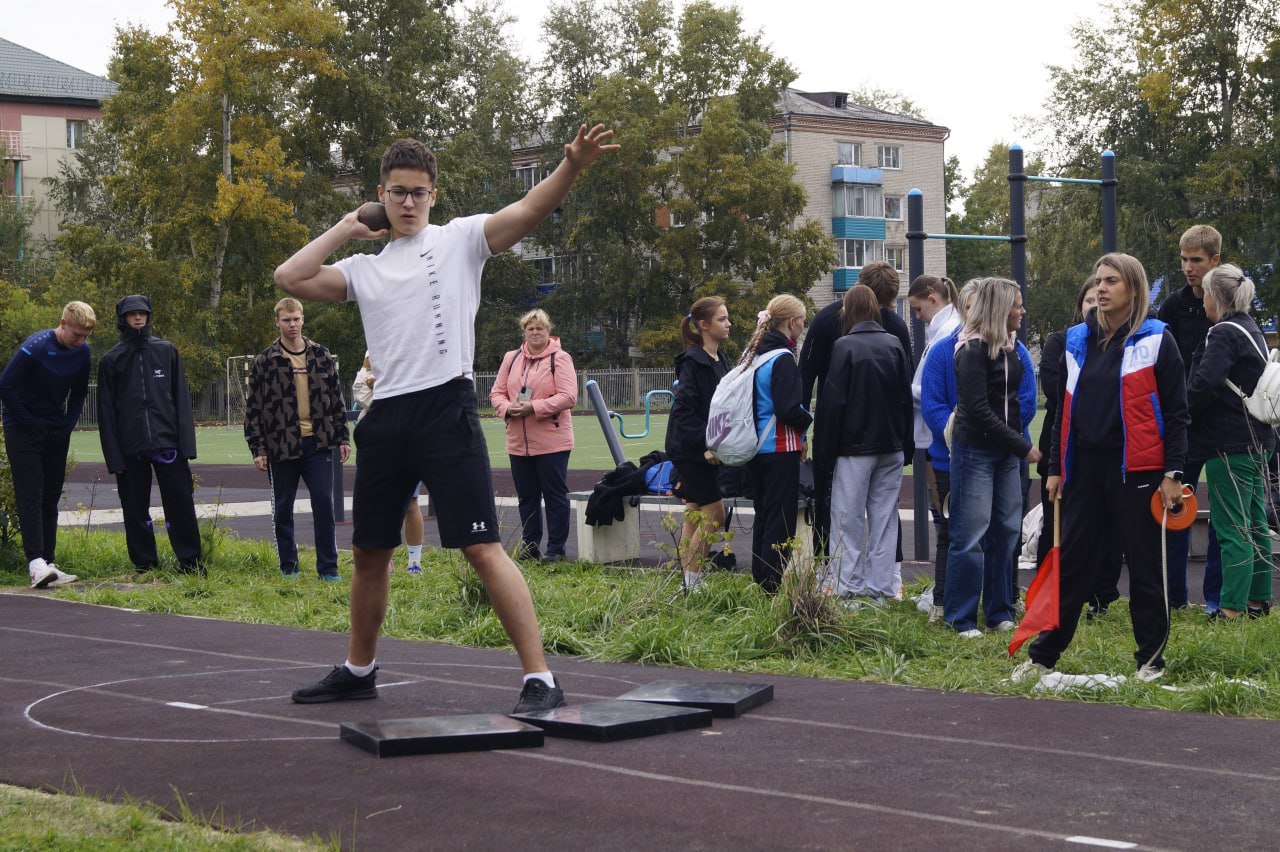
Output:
top-left (1203, 264), bottom-right (1255, 318)
top-left (955, 279), bottom-right (981, 323)
top-left (1093, 253), bottom-right (1149, 349)
top-left (274, 297), bottom-right (304, 318)
top-left (61, 301), bottom-right (97, 329)
top-left (1179, 224), bottom-right (1222, 258)
top-left (742, 294), bottom-right (805, 367)
top-left (519, 308), bottom-right (552, 331)
top-left (961, 278), bottom-right (1019, 359)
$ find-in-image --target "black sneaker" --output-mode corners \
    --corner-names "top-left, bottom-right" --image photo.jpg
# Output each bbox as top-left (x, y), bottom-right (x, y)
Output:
top-left (291, 665), bottom-right (378, 704)
top-left (512, 677), bottom-right (566, 714)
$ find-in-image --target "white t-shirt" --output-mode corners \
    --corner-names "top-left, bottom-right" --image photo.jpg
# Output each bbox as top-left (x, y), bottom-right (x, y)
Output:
top-left (335, 214), bottom-right (492, 400)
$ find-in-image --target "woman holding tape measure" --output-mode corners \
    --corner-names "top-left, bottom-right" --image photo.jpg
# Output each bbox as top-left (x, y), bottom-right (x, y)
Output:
top-left (1186, 264), bottom-right (1275, 620)
top-left (1018, 253), bottom-right (1190, 684)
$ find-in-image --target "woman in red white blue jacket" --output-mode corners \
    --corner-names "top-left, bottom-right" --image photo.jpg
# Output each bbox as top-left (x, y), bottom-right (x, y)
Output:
top-left (1024, 253), bottom-right (1189, 684)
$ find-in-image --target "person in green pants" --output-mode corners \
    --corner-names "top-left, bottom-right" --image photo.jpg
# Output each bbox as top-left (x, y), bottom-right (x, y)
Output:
top-left (1187, 263), bottom-right (1274, 620)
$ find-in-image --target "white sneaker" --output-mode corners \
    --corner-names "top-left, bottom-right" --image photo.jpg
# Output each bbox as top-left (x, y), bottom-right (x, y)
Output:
top-left (988, 620), bottom-right (1017, 633)
top-left (1011, 661), bottom-right (1051, 683)
top-left (47, 566), bottom-right (78, 587)
top-left (914, 583), bottom-right (935, 612)
top-left (958, 628), bottom-right (984, 639)
top-left (29, 561), bottom-right (57, 589)
top-left (1135, 664), bottom-right (1164, 683)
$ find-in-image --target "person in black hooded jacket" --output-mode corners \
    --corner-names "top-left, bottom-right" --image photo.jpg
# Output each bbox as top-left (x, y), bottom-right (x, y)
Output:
top-left (97, 295), bottom-right (203, 573)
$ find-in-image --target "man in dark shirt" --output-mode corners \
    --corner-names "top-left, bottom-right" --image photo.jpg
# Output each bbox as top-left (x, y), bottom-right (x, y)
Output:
top-left (0, 301), bottom-right (96, 588)
top-left (1156, 224), bottom-right (1220, 611)
top-left (97, 295), bottom-right (203, 574)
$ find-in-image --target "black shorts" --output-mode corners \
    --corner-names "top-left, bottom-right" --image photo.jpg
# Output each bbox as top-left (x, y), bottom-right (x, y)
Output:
top-left (351, 380), bottom-right (500, 549)
top-left (673, 458), bottom-right (722, 506)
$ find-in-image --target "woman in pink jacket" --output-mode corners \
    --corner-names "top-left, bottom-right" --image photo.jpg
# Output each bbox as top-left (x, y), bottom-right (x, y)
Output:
top-left (491, 309), bottom-right (578, 561)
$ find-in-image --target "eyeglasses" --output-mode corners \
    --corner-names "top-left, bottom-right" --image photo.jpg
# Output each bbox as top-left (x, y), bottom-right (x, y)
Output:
top-left (385, 187), bottom-right (434, 204)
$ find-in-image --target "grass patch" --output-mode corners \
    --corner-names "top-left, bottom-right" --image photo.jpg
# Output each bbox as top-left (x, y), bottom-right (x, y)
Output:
top-left (0, 783), bottom-right (331, 850)
top-left (5, 526), bottom-right (1280, 720)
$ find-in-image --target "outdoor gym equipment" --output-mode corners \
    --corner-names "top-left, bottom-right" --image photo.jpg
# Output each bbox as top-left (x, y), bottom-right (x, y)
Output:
top-left (901, 147), bottom-right (1118, 556)
top-left (585, 379), bottom-right (673, 466)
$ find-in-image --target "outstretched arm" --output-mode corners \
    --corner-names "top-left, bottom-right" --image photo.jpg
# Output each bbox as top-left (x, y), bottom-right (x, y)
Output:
top-left (484, 124), bottom-right (620, 255)
top-left (274, 210), bottom-right (388, 302)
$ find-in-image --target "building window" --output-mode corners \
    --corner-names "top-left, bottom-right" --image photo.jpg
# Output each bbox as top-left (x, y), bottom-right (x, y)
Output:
top-left (884, 196), bottom-right (903, 220)
top-left (66, 120), bottom-right (87, 149)
top-left (836, 239), bottom-right (885, 268)
top-left (832, 184), bottom-right (884, 218)
top-left (836, 141), bottom-right (860, 165)
top-left (512, 165), bottom-right (547, 190)
top-left (886, 247), bottom-right (905, 272)
top-left (877, 145), bottom-right (901, 169)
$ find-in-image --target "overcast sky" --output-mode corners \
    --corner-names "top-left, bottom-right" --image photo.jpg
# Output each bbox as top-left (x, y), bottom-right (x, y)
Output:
top-left (7, 0), bottom-right (1107, 176)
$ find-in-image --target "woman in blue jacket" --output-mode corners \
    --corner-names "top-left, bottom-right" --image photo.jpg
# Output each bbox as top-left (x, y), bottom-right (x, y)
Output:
top-left (742, 294), bottom-right (811, 594)
top-left (665, 297), bottom-right (732, 591)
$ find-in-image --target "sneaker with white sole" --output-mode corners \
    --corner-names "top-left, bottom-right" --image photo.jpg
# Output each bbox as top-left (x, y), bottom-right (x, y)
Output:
top-left (1135, 664), bottom-right (1164, 683)
top-left (29, 562), bottom-right (57, 589)
top-left (987, 620), bottom-right (1017, 633)
top-left (406, 563), bottom-right (423, 575)
top-left (47, 566), bottom-right (78, 587)
top-left (958, 628), bottom-right (984, 639)
top-left (1011, 661), bottom-right (1051, 683)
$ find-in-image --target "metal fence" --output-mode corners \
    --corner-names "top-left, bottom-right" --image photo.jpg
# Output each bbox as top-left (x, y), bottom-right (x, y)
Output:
top-left (77, 382), bottom-right (229, 428)
top-left (70, 368), bottom-right (674, 428)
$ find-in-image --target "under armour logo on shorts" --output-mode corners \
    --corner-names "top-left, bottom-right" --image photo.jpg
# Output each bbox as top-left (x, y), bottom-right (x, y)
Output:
top-left (471, 521), bottom-right (487, 532)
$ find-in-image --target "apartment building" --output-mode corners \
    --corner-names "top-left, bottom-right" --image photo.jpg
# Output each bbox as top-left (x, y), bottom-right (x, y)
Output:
top-left (775, 89), bottom-right (948, 304)
top-left (0, 37), bottom-right (116, 247)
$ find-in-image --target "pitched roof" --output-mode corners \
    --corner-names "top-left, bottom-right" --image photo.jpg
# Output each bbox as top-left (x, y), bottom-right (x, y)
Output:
top-left (0, 36), bottom-right (116, 103)
top-left (779, 88), bottom-right (939, 128)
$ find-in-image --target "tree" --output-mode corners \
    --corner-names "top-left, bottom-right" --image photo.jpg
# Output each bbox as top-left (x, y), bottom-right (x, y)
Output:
top-left (526, 0), bottom-right (832, 366)
top-left (847, 85), bottom-right (929, 121)
top-left (1038, 0), bottom-right (1279, 315)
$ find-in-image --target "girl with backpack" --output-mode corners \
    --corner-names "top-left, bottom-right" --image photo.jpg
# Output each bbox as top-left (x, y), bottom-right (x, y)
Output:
top-left (944, 278), bottom-right (1040, 637)
top-left (491, 309), bottom-right (578, 562)
top-left (1186, 264), bottom-right (1275, 620)
top-left (665, 297), bottom-right (733, 591)
top-left (741, 294), bottom-right (812, 594)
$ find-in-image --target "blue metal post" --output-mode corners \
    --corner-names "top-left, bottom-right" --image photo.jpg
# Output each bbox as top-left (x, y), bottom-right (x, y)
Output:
top-left (906, 189), bottom-right (929, 560)
top-left (1101, 150), bottom-right (1117, 254)
top-left (1008, 145), bottom-right (1028, 343)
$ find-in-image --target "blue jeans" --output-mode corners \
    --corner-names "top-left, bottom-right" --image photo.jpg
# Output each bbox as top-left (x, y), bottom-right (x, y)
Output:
top-left (269, 437), bottom-right (338, 577)
top-left (944, 442), bottom-right (1021, 632)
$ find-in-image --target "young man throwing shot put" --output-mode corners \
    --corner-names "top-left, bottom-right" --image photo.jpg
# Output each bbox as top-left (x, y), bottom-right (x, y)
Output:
top-left (276, 124), bottom-right (618, 712)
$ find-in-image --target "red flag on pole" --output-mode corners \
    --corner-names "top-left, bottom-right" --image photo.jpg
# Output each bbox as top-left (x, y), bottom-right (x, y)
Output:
top-left (1009, 498), bottom-right (1060, 657)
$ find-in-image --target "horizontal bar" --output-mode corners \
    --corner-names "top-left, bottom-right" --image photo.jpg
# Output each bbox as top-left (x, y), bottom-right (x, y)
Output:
top-left (1025, 175), bottom-right (1104, 186)
top-left (920, 233), bottom-right (1012, 243)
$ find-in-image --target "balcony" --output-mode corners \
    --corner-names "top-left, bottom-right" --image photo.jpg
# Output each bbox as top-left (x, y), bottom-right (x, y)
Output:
top-left (0, 130), bottom-right (32, 161)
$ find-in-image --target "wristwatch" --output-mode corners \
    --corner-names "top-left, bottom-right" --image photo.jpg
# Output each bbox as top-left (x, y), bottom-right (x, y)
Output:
top-left (1164, 470), bottom-right (1184, 483)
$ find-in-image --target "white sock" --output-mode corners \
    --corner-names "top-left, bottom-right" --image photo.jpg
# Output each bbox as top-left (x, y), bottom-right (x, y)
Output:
top-left (344, 659), bottom-right (376, 677)
top-left (684, 571), bottom-right (704, 589)
top-left (523, 671), bottom-right (556, 689)
top-left (28, 557), bottom-right (48, 576)
top-left (407, 545), bottom-right (422, 565)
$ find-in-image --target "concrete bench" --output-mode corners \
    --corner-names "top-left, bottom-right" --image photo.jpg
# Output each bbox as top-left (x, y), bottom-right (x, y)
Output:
top-left (568, 491), bottom-right (813, 565)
